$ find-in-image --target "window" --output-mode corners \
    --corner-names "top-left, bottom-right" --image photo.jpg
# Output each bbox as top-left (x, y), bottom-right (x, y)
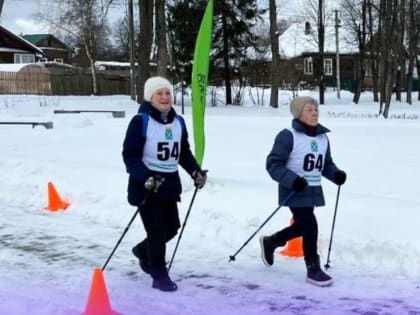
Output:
top-left (14, 54), bottom-right (35, 64)
top-left (324, 58), bottom-right (333, 75)
top-left (54, 58), bottom-right (64, 63)
top-left (304, 57), bottom-right (313, 75)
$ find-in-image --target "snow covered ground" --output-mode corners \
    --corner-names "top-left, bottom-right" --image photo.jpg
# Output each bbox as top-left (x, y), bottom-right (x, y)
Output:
top-left (1, 91), bottom-right (420, 315)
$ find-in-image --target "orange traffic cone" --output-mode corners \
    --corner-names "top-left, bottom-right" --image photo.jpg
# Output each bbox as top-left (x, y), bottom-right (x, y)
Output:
top-left (44, 182), bottom-right (70, 211)
top-left (82, 268), bottom-right (119, 315)
top-left (280, 219), bottom-right (304, 258)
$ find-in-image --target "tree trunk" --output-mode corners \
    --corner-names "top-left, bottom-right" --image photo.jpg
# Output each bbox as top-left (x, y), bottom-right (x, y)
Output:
top-left (137, 0), bottom-right (153, 103)
top-left (128, 0), bottom-right (136, 100)
top-left (382, 0), bottom-right (399, 118)
top-left (221, 10), bottom-right (232, 105)
top-left (82, 0), bottom-right (97, 95)
top-left (383, 62), bottom-right (394, 118)
top-left (353, 55), bottom-right (362, 104)
top-left (395, 68), bottom-right (401, 102)
top-left (354, 1), bottom-right (367, 104)
top-left (395, 0), bottom-right (406, 103)
top-left (406, 0), bottom-right (416, 104)
top-left (85, 41), bottom-right (98, 95)
top-left (0, 0), bottom-right (4, 16)
top-left (378, 0), bottom-right (393, 116)
top-left (368, 0), bottom-right (379, 102)
top-left (269, 0), bottom-right (280, 108)
top-left (155, 0), bottom-right (168, 77)
top-left (417, 58), bottom-right (420, 101)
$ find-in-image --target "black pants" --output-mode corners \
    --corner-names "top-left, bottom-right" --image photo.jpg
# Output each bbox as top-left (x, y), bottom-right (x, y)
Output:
top-left (136, 198), bottom-right (180, 279)
top-left (270, 207), bottom-right (318, 259)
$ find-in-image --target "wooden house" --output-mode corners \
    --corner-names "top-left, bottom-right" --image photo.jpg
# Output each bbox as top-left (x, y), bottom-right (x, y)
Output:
top-left (241, 21), bottom-right (361, 92)
top-left (277, 22), bottom-right (360, 91)
top-left (0, 25), bottom-right (44, 63)
top-left (22, 34), bottom-right (71, 64)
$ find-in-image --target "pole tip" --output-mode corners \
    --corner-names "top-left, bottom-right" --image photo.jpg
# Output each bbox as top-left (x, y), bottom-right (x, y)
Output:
top-left (228, 256), bottom-right (235, 262)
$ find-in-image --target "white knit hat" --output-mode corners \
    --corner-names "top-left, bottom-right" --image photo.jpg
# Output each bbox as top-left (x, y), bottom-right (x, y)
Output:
top-left (144, 76), bottom-right (173, 101)
top-left (290, 96), bottom-right (318, 118)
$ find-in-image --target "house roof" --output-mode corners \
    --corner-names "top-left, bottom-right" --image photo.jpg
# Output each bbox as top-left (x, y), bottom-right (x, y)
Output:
top-left (0, 25), bottom-right (43, 54)
top-left (279, 22), bottom-right (359, 58)
top-left (22, 34), bottom-right (69, 49)
top-left (21, 34), bottom-right (49, 45)
top-left (246, 20), bottom-right (359, 61)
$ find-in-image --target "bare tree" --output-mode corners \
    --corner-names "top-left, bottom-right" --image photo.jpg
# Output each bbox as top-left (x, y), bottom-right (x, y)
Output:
top-left (378, 0), bottom-right (402, 118)
top-left (367, 0), bottom-right (380, 102)
top-left (340, 0), bottom-right (369, 104)
top-left (269, 0), bottom-right (280, 108)
top-left (220, 3), bottom-right (233, 105)
top-left (155, 0), bottom-right (168, 77)
top-left (406, 0), bottom-right (418, 104)
top-left (300, 0), bottom-right (329, 104)
top-left (137, 0), bottom-right (153, 102)
top-left (38, 0), bottom-right (113, 95)
top-left (394, 0), bottom-right (406, 102)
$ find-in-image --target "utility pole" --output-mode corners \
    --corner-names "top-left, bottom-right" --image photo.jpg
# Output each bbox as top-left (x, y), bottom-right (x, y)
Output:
top-left (335, 9), bottom-right (341, 99)
top-left (128, 0), bottom-right (136, 100)
top-left (318, 0), bottom-right (325, 104)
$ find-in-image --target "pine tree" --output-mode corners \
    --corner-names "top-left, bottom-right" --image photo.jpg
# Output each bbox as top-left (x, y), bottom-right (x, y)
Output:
top-left (168, 0), bottom-right (264, 105)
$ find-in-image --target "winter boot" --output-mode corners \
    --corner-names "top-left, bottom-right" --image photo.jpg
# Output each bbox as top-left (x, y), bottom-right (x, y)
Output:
top-left (132, 243), bottom-right (150, 275)
top-left (151, 268), bottom-right (178, 292)
top-left (305, 255), bottom-right (333, 287)
top-left (259, 235), bottom-right (276, 267)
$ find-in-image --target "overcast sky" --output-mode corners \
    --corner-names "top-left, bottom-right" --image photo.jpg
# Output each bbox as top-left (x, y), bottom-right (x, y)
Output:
top-left (0, 0), bottom-right (125, 35)
top-left (0, 0), bottom-right (300, 36)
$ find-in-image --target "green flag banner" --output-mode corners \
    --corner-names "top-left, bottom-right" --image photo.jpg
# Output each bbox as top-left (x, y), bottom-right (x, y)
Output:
top-left (191, 0), bottom-right (214, 166)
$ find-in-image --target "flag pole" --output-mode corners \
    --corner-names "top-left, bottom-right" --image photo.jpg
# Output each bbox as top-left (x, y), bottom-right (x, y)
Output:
top-left (191, 0), bottom-right (214, 166)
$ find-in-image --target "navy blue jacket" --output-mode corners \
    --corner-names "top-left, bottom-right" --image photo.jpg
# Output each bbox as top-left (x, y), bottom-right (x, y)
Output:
top-left (266, 119), bottom-right (341, 207)
top-left (122, 101), bottom-right (201, 206)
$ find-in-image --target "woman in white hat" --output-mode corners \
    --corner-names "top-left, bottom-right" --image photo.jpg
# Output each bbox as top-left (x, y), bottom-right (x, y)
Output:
top-left (260, 96), bottom-right (346, 287)
top-left (122, 76), bottom-right (207, 292)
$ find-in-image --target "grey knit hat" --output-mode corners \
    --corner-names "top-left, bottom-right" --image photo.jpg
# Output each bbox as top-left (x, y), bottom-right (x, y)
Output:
top-left (290, 96), bottom-right (318, 118)
top-left (144, 76), bottom-right (173, 101)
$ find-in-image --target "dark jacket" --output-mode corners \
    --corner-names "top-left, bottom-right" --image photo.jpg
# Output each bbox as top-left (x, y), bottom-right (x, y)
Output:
top-left (266, 119), bottom-right (341, 207)
top-left (122, 101), bottom-right (201, 206)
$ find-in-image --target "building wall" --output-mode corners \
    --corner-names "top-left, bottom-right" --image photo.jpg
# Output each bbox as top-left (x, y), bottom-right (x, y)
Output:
top-left (0, 52), bottom-right (14, 63)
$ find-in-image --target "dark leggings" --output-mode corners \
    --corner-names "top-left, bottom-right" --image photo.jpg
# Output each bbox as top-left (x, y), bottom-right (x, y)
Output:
top-left (271, 207), bottom-right (318, 259)
top-left (137, 199), bottom-right (180, 277)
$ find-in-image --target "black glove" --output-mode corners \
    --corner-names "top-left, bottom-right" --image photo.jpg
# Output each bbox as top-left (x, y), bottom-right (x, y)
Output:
top-left (334, 170), bottom-right (346, 186)
top-left (144, 175), bottom-right (165, 192)
top-left (292, 177), bottom-right (308, 192)
top-left (192, 170), bottom-right (208, 189)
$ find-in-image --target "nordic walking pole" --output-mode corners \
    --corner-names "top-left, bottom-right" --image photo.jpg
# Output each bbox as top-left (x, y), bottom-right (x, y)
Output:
top-left (102, 176), bottom-right (162, 271)
top-left (324, 185), bottom-right (341, 270)
top-left (102, 206), bottom-right (142, 271)
top-left (229, 191), bottom-right (295, 262)
top-left (167, 186), bottom-right (199, 272)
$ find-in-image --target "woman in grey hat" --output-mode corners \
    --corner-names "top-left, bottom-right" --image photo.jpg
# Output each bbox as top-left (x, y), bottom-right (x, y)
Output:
top-left (260, 96), bottom-right (346, 287)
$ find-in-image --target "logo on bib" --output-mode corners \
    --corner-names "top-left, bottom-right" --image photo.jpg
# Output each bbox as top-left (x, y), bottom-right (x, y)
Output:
top-left (311, 140), bottom-right (318, 152)
top-left (165, 127), bottom-right (173, 140)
